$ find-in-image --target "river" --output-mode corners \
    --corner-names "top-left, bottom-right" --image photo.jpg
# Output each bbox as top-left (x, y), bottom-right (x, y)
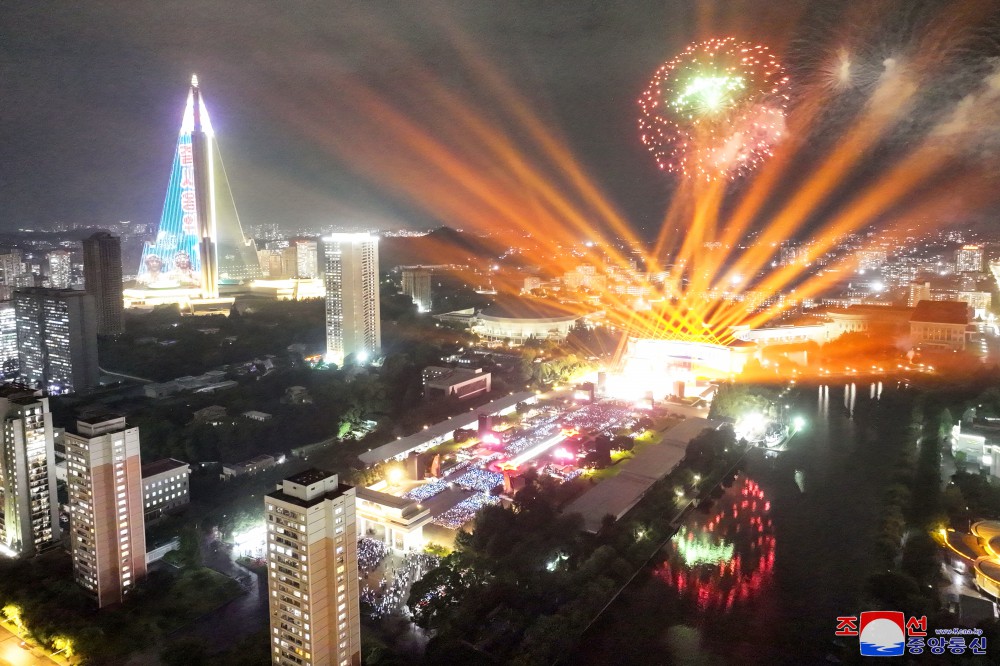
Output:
top-left (576, 383), bottom-right (899, 665)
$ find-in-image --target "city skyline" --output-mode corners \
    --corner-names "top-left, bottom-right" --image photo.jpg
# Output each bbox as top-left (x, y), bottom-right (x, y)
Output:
top-left (7, 2), bottom-right (998, 240)
top-left (2, 3), bottom-right (1000, 664)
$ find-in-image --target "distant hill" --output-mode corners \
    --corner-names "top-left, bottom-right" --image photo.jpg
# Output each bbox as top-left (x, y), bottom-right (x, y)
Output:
top-left (379, 227), bottom-right (505, 269)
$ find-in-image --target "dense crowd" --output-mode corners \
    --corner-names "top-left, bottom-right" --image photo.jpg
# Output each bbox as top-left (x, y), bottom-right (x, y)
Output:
top-left (362, 568), bottom-right (410, 620)
top-left (358, 537), bottom-right (390, 576)
top-left (361, 550), bottom-right (442, 620)
top-left (399, 400), bottom-right (646, 533)
top-left (404, 479), bottom-right (448, 501)
top-left (454, 468), bottom-right (503, 493)
top-left (432, 493), bottom-right (501, 529)
top-left (563, 401), bottom-right (639, 436)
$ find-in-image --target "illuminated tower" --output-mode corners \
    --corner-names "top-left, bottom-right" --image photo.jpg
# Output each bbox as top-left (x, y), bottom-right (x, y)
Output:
top-left (134, 76), bottom-right (261, 301)
top-left (189, 77), bottom-right (219, 298)
top-left (265, 469), bottom-right (361, 666)
top-left (324, 234), bottom-right (380, 365)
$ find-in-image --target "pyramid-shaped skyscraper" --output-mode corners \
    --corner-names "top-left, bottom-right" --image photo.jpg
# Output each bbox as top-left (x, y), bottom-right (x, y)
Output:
top-left (135, 76), bottom-right (261, 298)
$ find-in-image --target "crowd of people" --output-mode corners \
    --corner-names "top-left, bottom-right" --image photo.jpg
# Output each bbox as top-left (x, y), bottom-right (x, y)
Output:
top-left (404, 479), bottom-right (448, 502)
top-left (398, 400), bottom-right (646, 533)
top-left (432, 493), bottom-right (501, 529)
top-left (454, 468), bottom-right (503, 493)
top-left (360, 549), bottom-right (442, 621)
top-left (358, 537), bottom-right (390, 576)
top-left (361, 568), bottom-right (410, 620)
top-left (563, 400), bottom-right (639, 437)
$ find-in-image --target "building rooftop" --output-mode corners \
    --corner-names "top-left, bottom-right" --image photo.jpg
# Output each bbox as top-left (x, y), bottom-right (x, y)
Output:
top-left (77, 410), bottom-right (125, 425)
top-left (358, 391), bottom-right (535, 465)
top-left (423, 366), bottom-right (487, 386)
top-left (0, 384), bottom-right (37, 399)
top-left (9, 395), bottom-right (44, 407)
top-left (479, 297), bottom-right (580, 321)
top-left (825, 304), bottom-right (914, 317)
top-left (267, 468), bottom-right (353, 508)
top-left (141, 458), bottom-right (190, 478)
top-left (285, 468), bottom-right (333, 487)
top-left (563, 418), bottom-right (724, 533)
top-left (911, 299), bottom-right (969, 325)
top-left (355, 486), bottom-right (428, 519)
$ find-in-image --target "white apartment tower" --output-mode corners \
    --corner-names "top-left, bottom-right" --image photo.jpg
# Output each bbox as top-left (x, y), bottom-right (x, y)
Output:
top-left (65, 413), bottom-right (147, 607)
top-left (401, 268), bottom-right (432, 313)
top-left (266, 469), bottom-right (361, 666)
top-left (294, 239), bottom-right (319, 279)
top-left (323, 234), bottom-right (380, 366)
top-left (0, 388), bottom-right (60, 556)
top-left (0, 302), bottom-right (18, 376)
top-left (956, 244), bottom-right (984, 274)
top-left (47, 250), bottom-right (72, 289)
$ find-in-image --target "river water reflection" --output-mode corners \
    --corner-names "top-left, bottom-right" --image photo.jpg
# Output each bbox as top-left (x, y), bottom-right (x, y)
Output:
top-left (577, 384), bottom-right (892, 665)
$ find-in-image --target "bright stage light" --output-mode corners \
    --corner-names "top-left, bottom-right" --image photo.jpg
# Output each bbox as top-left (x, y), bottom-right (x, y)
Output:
top-left (552, 447), bottom-right (575, 461)
top-left (233, 525), bottom-right (266, 557)
top-left (510, 432), bottom-right (570, 466)
top-left (792, 416), bottom-right (806, 431)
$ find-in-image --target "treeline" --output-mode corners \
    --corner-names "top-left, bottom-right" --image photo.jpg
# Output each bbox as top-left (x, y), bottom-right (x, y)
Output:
top-left (0, 553), bottom-right (242, 664)
top-left (861, 382), bottom-right (988, 629)
top-left (101, 299), bottom-right (327, 381)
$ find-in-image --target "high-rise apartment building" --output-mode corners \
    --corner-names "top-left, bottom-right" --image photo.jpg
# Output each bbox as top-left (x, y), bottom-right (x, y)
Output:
top-left (64, 412), bottom-right (147, 607)
top-left (0, 387), bottom-right (60, 557)
top-left (0, 250), bottom-right (27, 298)
top-left (401, 268), bottom-right (432, 313)
top-left (292, 239), bottom-right (319, 279)
top-left (323, 234), bottom-right (380, 366)
top-left (0, 303), bottom-right (18, 376)
top-left (266, 469), bottom-right (361, 666)
top-left (908, 281), bottom-right (932, 308)
top-left (82, 232), bottom-right (124, 336)
top-left (14, 288), bottom-right (99, 394)
top-left (47, 250), bottom-right (72, 289)
top-left (956, 244), bottom-right (984, 274)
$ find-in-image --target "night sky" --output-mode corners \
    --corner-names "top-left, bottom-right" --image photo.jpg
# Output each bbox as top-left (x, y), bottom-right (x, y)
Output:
top-left (2, 1), bottom-right (995, 239)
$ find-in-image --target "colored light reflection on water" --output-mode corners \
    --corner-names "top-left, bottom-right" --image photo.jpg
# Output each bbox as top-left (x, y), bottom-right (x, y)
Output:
top-left (655, 477), bottom-right (776, 612)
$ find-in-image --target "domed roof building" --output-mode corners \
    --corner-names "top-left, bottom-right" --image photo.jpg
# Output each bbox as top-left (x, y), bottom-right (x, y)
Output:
top-left (472, 297), bottom-right (583, 343)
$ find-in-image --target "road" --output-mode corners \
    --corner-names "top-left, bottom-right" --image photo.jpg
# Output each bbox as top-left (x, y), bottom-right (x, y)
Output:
top-left (167, 537), bottom-right (268, 651)
top-left (0, 624), bottom-right (55, 666)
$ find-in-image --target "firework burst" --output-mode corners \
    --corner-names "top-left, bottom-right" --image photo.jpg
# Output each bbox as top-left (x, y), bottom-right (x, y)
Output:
top-left (639, 37), bottom-right (790, 180)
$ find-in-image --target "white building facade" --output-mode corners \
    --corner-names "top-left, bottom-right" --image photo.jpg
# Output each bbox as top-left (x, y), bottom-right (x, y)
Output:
top-left (323, 234), bottom-right (380, 366)
top-left (0, 390), bottom-right (60, 556)
top-left (266, 469), bottom-right (361, 666)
